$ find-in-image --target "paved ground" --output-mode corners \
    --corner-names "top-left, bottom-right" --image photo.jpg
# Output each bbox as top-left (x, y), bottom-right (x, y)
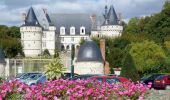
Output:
top-left (145, 89), bottom-right (170, 100)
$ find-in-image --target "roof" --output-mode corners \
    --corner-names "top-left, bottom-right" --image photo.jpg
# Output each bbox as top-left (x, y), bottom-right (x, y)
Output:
top-left (76, 40), bottom-right (103, 62)
top-left (50, 14), bottom-right (92, 35)
top-left (103, 5), bottom-right (119, 25)
top-left (24, 7), bottom-right (41, 26)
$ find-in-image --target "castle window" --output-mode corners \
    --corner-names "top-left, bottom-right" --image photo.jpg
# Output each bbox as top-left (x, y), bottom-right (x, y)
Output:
top-left (70, 27), bottom-right (75, 35)
top-left (42, 42), bottom-right (46, 47)
top-left (60, 27), bottom-right (65, 35)
top-left (43, 33), bottom-right (46, 38)
top-left (80, 26), bottom-right (85, 35)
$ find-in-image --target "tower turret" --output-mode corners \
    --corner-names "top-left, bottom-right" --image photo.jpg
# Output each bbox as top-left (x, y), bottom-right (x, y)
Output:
top-left (20, 7), bottom-right (43, 57)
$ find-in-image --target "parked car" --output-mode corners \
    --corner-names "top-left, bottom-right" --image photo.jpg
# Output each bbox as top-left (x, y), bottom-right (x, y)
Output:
top-left (140, 73), bottom-right (163, 88)
top-left (61, 73), bottom-right (79, 79)
top-left (16, 72), bottom-right (47, 85)
top-left (153, 75), bottom-right (170, 89)
top-left (90, 75), bottom-right (130, 84)
top-left (17, 72), bottom-right (41, 82)
top-left (71, 74), bottom-right (102, 80)
top-left (25, 74), bottom-right (47, 85)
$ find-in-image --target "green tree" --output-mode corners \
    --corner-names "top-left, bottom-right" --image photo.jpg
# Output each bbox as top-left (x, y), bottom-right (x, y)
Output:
top-left (44, 58), bottom-right (66, 80)
top-left (106, 48), bottom-right (124, 68)
top-left (121, 53), bottom-right (140, 81)
top-left (125, 17), bottom-right (141, 34)
top-left (54, 49), bottom-right (59, 58)
top-left (42, 49), bottom-right (50, 57)
top-left (129, 40), bottom-right (166, 75)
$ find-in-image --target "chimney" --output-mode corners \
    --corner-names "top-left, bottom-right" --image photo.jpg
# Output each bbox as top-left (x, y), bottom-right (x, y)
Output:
top-left (22, 13), bottom-right (26, 24)
top-left (90, 14), bottom-right (96, 30)
top-left (118, 12), bottom-right (122, 25)
top-left (100, 39), bottom-right (105, 61)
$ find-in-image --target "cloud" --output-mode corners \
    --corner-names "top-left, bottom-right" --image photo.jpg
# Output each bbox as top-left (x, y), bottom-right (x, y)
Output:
top-left (0, 0), bottom-right (166, 26)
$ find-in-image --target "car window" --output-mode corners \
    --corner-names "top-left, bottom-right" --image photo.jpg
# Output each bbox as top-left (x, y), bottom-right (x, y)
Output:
top-left (156, 75), bottom-right (164, 80)
top-left (106, 78), bottom-right (120, 84)
top-left (29, 74), bottom-right (42, 80)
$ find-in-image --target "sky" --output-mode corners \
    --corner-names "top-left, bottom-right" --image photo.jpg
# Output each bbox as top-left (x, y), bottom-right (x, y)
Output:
top-left (0, 0), bottom-right (166, 26)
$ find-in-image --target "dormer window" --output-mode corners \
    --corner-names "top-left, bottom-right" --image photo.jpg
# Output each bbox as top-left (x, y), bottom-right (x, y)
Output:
top-left (80, 26), bottom-right (85, 35)
top-left (70, 27), bottom-right (75, 35)
top-left (60, 27), bottom-right (65, 35)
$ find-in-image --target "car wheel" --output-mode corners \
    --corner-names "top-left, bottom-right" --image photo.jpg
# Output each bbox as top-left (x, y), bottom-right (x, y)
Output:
top-left (165, 85), bottom-right (170, 90)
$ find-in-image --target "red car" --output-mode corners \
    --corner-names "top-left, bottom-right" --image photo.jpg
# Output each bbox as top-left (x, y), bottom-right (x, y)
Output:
top-left (89, 75), bottom-right (130, 84)
top-left (153, 75), bottom-right (170, 89)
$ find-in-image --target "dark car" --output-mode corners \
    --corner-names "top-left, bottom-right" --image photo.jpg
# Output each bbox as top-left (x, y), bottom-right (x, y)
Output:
top-left (140, 73), bottom-right (163, 88)
top-left (154, 75), bottom-right (170, 89)
top-left (71, 74), bottom-right (101, 80)
top-left (90, 75), bottom-right (130, 84)
top-left (61, 73), bottom-right (79, 79)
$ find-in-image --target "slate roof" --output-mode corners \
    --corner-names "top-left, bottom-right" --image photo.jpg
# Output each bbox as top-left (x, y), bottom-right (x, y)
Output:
top-left (24, 7), bottom-right (41, 26)
top-left (76, 40), bottom-right (103, 62)
top-left (103, 5), bottom-right (119, 25)
top-left (50, 14), bottom-right (92, 35)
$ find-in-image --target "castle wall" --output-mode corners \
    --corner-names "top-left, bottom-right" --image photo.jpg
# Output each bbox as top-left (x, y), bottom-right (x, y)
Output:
top-left (20, 26), bottom-right (42, 57)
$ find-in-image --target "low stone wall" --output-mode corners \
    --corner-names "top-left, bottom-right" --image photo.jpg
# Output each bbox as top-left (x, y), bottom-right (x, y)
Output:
top-left (145, 89), bottom-right (170, 100)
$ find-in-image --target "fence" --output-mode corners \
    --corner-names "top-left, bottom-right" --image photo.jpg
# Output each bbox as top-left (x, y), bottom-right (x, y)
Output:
top-left (0, 57), bottom-right (71, 79)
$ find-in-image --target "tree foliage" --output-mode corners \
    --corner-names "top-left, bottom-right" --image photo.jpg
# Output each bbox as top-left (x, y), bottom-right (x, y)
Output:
top-left (121, 53), bottom-right (140, 81)
top-left (129, 40), bottom-right (166, 73)
top-left (0, 25), bottom-right (22, 58)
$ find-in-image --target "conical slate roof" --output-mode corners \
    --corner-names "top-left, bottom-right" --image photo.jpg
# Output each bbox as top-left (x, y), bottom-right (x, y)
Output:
top-left (77, 40), bottom-right (103, 62)
top-left (103, 5), bottom-right (118, 25)
top-left (25, 7), bottom-right (40, 26)
top-left (107, 5), bottom-right (118, 25)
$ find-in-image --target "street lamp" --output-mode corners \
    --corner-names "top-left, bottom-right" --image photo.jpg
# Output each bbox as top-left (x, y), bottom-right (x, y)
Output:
top-left (70, 44), bottom-right (75, 79)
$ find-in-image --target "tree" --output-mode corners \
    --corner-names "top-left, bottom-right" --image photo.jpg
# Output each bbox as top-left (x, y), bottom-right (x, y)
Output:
top-left (54, 49), bottom-right (60, 58)
top-left (42, 49), bottom-right (50, 57)
top-left (129, 40), bottom-right (166, 75)
top-left (106, 48), bottom-right (124, 68)
top-left (121, 53), bottom-right (140, 81)
top-left (44, 58), bottom-right (66, 80)
top-left (124, 17), bottom-right (141, 34)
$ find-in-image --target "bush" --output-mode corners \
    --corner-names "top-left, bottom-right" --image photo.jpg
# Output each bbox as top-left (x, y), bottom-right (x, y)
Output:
top-left (121, 53), bottom-right (140, 82)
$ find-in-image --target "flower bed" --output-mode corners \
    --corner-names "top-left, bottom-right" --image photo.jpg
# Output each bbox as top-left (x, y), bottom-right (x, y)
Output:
top-left (0, 80), bottom-right (151, 100)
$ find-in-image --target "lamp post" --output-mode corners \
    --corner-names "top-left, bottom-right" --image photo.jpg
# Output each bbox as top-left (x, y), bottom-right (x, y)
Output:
top-left (70, 44), bottom-right (75, 79)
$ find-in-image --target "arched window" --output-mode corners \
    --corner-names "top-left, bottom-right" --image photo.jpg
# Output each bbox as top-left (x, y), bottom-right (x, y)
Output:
top-left (61, 45), bottom-right (65, 51)
top-left (70, 27), bottom-right (75, 35)
top-left (60, 27), bottom-right (65, 35)
top-left (80, 26), bottom-right (85, 35)
top-left (66, 45), bottom-right (70, 50)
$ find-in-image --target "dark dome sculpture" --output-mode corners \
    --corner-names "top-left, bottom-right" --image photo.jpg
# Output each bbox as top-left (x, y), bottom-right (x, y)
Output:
top-left (77, 40), bottom-right (103, 62)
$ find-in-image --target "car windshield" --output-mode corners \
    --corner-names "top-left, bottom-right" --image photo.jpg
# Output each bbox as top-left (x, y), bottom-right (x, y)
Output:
top-left (106, 78), bottom-right (120, 84)
top-left (28, 74), bottom-right (42, 80)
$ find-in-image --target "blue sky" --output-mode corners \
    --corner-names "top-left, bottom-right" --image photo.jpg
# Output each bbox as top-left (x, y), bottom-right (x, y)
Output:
top-left (0, 0), bottom-right (166, 26)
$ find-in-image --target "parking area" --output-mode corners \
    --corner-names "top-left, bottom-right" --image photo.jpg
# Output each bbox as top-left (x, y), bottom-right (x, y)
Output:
top-left (146, 89), bottom-right (170, 100)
